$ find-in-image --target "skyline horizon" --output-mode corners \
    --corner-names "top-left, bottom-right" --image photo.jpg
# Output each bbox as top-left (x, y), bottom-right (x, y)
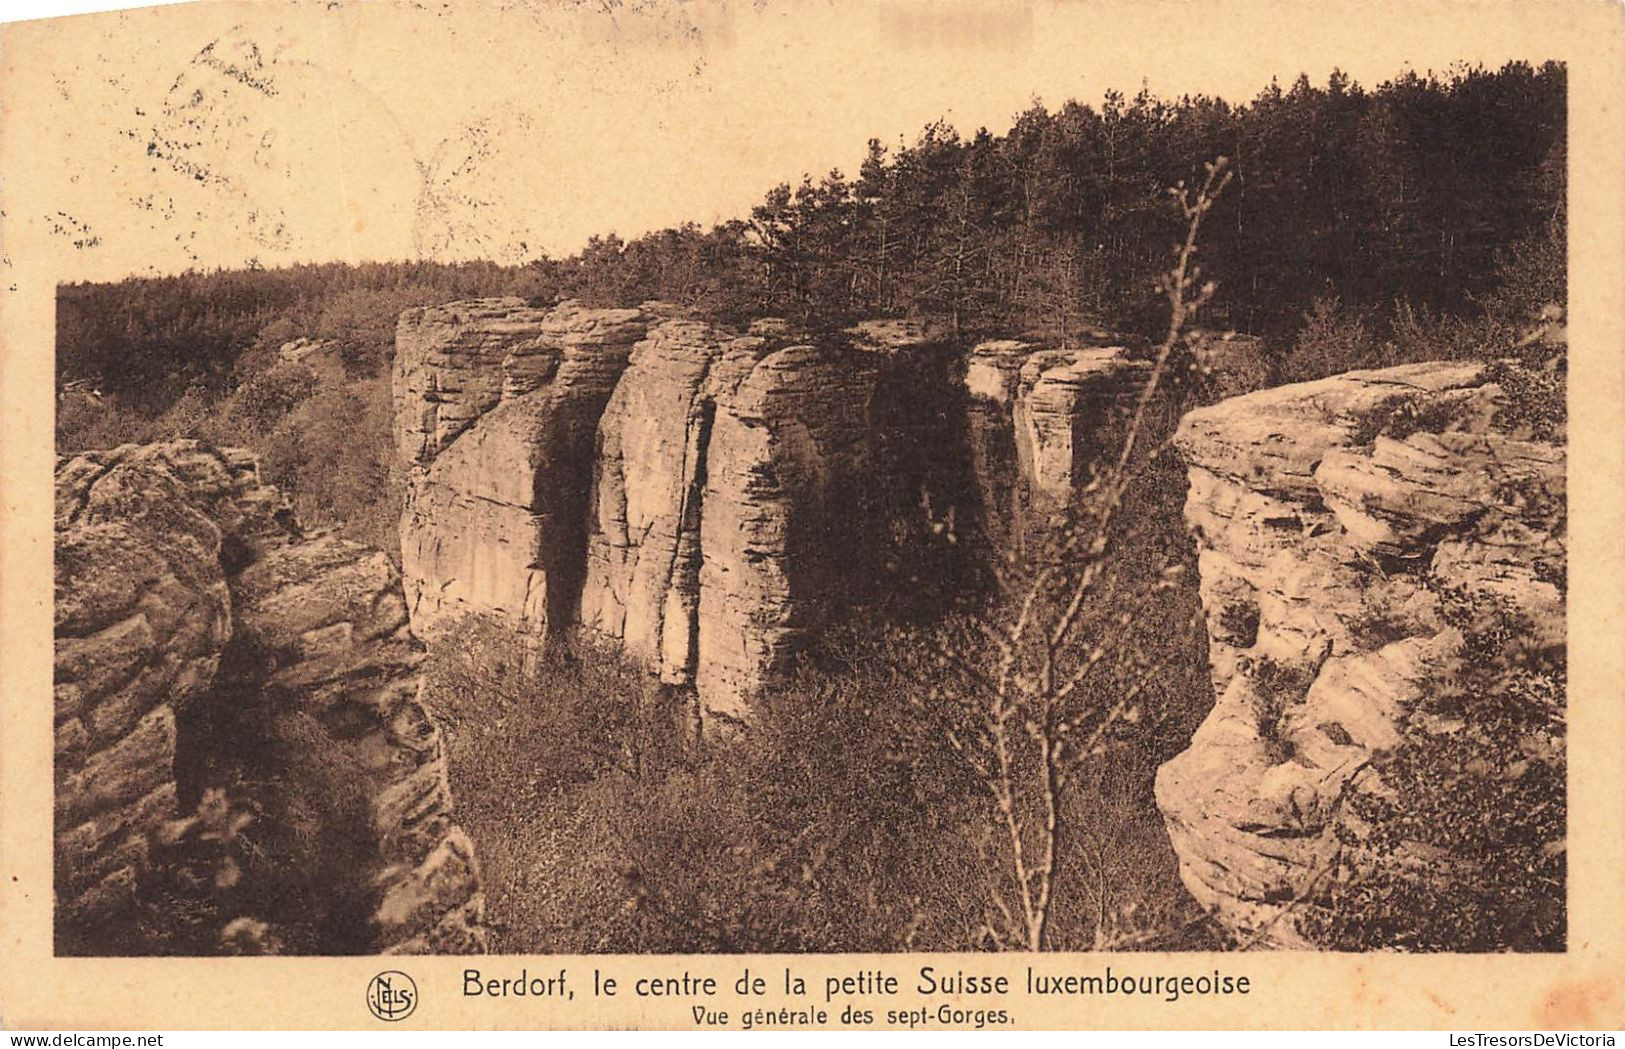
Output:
top-left (4, 0), bottom-right (1567, 286)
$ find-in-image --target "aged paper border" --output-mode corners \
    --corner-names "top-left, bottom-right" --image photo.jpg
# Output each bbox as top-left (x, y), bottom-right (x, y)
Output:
top-left (1, 0), bottom-right (1621, 1031)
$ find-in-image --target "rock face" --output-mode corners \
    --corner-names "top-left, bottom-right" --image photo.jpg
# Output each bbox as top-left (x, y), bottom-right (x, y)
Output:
top-left (578, 321), bottom-right (751, 691)
top-left (574, 318), bottom-right (898, 719)
top-left (55, 441), bottom-right (485, 955)
top-left (55, 443), bottom-right (247, 934)
top-left (1154, 360), bottom-right (1565, 945)
top-left (691, 338), bottom-right (885, 718)
top-left (396, 302), bottom-right (952, 719)
top-left (962, 339), bottom-right (1150, 546)
top-left (277, 337), bottom-right (344, 379)
top-left (395, 298), bottom-right (650, 639)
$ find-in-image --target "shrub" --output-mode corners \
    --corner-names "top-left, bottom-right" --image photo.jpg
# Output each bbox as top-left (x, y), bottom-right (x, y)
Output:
top-left (169, 635), bottom-right (388, 955)
top-left (256, 376), bottom-right (403, 554)
top-left (228, 361), bottom-right (318, 433)
top-left (1279, 295), bottom-right (1389, 384)
top-left (1485, 330), bottom-right (1566, 444)
top-left (1302, 587), bottom-right (1565, 951)
top-left (425, 616), bottom-right (1201, 953)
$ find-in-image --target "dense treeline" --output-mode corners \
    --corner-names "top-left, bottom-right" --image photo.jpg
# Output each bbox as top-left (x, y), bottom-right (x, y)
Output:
top-left (61, 61), bottom-right (1563, 402)
top-left (56, 261), bottom-right (558, 408)
top-left (698, 61), bottom-right (1564, 343)
top-left (57, 61), bottom-right (1564, 556)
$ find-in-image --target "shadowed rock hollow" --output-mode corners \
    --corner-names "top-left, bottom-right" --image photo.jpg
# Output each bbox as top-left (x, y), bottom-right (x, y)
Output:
top-left (54, 441), bottom-right (485, 955)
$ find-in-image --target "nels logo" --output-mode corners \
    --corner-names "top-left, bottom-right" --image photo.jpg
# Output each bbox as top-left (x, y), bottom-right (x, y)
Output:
top-left (367, 970), bottom-right (419, 1022)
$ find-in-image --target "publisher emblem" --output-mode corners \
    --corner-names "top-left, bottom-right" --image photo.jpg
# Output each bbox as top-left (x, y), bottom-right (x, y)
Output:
top-left (367, 970), bottom-right (418, 1022)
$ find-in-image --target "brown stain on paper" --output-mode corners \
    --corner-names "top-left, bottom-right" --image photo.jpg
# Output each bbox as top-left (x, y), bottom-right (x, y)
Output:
top-left (1535, 975), bottom-right (1623, 1031)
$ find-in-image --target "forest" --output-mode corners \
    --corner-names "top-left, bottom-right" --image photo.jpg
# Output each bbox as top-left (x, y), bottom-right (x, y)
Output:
top-left (60, 61), bottom-right (1563, 393)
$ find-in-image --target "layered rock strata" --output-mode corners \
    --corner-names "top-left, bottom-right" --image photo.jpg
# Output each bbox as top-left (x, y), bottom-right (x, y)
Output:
top-left (578, 321), bottom-right (750, 690)
top-left (1154, 360), bottom-right (1565, 945)
top-left (962, 339), bottom-right (1151, 546)
top-left (580, 320), bottom-right (895, 717)
top-left (55, 441), bottom-right (484, 954)
top-left (691, 338), bottom-right (884, 717)
top-left (397, 303), bottom-right (1188, 718)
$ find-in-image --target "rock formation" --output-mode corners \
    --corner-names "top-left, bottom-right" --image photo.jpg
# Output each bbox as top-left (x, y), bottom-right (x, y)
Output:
top-left (394, 301), bottom-right (1185, 719)
top-left (578, 321), bottom-right (755, 693)
top-left (55, 441), bottom-right (484, 955)
top-left (689, 337), bottom-right (885, 717)
top-left (395, 298), bottom-right (650, 640)
top-left (276, 337), bottom-right (344, 379)
top-left (962, 339), bottom-right (1150, 546)
top-left (1154, 360), bottom-right (1565, 945)
top-left (539, 315), bottom-right (897, 724)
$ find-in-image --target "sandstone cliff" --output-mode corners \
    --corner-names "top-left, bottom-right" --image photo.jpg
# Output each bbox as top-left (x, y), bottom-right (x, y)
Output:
top-left (55, 441), bottom-right (484, 955)
top-left (687, 336), bottom-right (885, 717)
top-left (395, 298), bottom-right (650, 640)
top-left (579, 320), bottom-right (752, 692)
top-left (962, 338), bottom-right (1150, 547)
top-left (397, 302), bottom-right (954, 719)
top-left (392, 300), bottom-right (1189, 720)
top-left (1154, 359), bottom-right (1565, 945)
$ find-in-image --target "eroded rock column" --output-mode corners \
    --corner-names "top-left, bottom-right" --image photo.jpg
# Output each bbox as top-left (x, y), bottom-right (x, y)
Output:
top-left (581, 321), bottom-right (895, 719)
top-left (694, 341), bottom-right (883, 719)
top-left (55, 441), bottom-right (485, 955)
top-left (395, 298), bottom-right (650, 639)
top-left (580, 321), bottom-right (759, 687)
top-left (962, 339), bottom-right (1150, 546)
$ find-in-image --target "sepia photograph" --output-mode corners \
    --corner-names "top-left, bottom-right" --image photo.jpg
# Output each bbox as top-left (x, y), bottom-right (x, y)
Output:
top-left (3, 0), bottom-right (1622, 1033)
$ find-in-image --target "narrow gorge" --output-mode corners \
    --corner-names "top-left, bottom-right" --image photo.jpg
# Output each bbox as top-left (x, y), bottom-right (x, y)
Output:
top-left (52, 295), bottom-right (1565, 954)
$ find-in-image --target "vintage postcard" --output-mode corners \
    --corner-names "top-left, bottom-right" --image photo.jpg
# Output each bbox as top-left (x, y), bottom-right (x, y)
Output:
top-left (1, 0), bottom-right (1622, 1032)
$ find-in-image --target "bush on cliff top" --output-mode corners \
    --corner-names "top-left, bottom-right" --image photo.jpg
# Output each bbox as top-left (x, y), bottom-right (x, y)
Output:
top-left (1302, 588), bottom-right (1566, 952)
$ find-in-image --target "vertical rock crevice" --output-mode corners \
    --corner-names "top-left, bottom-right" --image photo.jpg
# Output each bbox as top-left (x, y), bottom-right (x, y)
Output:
top-left (396, 298), bottom-right (650, 641)
top-left (55, 441), bottom-right (485, 956)
top-left (961, 338), bottom-right (1151, 547)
